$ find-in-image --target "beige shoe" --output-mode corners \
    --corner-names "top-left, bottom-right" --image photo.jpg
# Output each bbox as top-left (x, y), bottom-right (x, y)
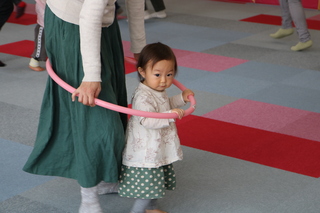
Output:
top-left (270, 28), bottom-right (294, 39)
top-left (291, 40), bottom-right (313, 51)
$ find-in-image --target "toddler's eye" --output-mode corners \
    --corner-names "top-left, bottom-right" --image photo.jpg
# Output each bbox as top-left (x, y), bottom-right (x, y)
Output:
top-left (155, 74), bottom-right (160, 77)
top-left (167, 73), bottom-right (173, 77)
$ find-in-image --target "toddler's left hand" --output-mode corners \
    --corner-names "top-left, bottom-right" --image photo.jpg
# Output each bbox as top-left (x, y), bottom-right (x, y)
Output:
top-left (171, 108), bottom-right (185, 119)
top-left (182, 89), bottom-right (195, 102)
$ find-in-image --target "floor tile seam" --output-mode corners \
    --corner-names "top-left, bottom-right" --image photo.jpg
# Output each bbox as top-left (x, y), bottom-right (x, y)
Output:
top-left (164, 14), bottom-right (275, 33)
top-left (202, 117), bottom-right (320, 143)
top-left (198, 90), bottom-right (320, 114)
top-left (200, 102), bottom-right (320, 142)
top-left (176, 69), bottom-right (320, 110)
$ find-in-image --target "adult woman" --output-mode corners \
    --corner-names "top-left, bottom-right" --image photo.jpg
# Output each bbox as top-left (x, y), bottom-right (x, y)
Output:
top-left (23, 0), bottom-right (146, 212)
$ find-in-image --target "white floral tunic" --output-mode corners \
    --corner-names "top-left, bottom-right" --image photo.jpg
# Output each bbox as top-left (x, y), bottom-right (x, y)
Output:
top-left (122, 83), bottom-right (186, 168)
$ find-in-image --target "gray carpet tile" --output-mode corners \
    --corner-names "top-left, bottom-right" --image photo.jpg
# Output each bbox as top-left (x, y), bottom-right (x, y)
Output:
top-left (0, 195), bottom-right (69, 213)
top-left (1, 0), bottom-right (320, 212)
top-left (0, 102), bottom-right (38, 146)
top-left (203, 43), bottom-right (279, 60)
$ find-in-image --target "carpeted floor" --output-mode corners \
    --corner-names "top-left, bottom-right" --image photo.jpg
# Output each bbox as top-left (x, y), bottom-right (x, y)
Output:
top-left (1, 0), bottom-right (320, 212)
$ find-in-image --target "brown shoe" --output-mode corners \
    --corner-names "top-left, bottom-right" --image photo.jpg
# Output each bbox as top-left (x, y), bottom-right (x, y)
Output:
top-left (29, 65), bottom-right (45, 72)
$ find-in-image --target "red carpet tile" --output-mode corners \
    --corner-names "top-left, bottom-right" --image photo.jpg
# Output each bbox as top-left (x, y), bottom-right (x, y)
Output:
top-left (7, 12), bottom-right (37, 25)
top-left (240, 14), bottom-right (320, 30)
top-left (240, 14), bottom-right (282, 25)
top-left (124, 57), bottom-right (137, 74)
top-left (0, 40), bottom-right (33, 57)
top-left (177, 115), bottom-right (320, 178)
top-left (305, 19), bottom-right (320, 31)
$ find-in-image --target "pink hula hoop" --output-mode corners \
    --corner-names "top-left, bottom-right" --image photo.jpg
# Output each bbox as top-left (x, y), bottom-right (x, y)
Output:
top-left (46, 58), bottom-right (196, 119)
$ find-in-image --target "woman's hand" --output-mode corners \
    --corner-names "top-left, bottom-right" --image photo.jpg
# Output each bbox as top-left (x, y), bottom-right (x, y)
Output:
top-left (71, 82), bottom-right (101, 107)
top-left (182, 89), bottom-right (195, 102)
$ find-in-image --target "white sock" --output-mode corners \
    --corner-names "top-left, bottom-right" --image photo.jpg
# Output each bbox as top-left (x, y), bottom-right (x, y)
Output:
top-left (79, 186), bottom-right (103, 213)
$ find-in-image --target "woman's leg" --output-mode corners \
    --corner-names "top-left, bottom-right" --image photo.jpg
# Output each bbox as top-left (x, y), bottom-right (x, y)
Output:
top-left (79, 186), bottom-right (103, 213)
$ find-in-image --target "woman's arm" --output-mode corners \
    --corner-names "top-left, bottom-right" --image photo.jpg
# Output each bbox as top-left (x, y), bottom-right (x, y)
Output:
top-left (71, 0), bottom-right (109, 106)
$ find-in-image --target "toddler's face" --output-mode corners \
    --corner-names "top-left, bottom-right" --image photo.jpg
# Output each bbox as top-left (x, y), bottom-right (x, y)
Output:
top-left (139, 60), bottom-right (175, 92)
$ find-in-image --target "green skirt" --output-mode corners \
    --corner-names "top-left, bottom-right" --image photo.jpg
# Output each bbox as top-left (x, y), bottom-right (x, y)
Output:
top-left (119, 164), bottom-right (176, 199)
top-left (23, 7), bottom-right (127, 188)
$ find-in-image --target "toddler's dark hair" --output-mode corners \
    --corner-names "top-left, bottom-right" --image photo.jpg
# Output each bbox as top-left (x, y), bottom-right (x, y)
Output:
top-left (137, 42), bottom-right (177, 82)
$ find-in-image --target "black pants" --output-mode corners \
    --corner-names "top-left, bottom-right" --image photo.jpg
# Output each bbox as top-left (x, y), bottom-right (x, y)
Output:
top-left (0, 0), bottom-right (14, 30)
top-left (145, 0), bottom-right (166, 12)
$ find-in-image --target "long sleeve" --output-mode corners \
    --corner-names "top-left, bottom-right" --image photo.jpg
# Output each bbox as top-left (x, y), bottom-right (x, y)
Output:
top-left (46, 0), bottom-right (116, 82)
top-left (169, 93), bottom-right (186, 109)
top-left (134, 91), bottom-right (171, 129)
top-left (123, 83), bottom-right (183, 168)
top-left (80, 0), bottom-right (109, 82)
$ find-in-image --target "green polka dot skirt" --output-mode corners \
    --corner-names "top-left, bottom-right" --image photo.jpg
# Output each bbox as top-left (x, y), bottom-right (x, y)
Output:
top-left (119, 164), bottom-right (176, 199)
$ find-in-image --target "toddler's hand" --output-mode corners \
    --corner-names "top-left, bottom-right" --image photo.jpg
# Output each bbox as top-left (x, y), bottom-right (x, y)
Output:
top-left (182, 89), bottom-right (195, 102)
top-left (171, 108), bottom-right (184, 119)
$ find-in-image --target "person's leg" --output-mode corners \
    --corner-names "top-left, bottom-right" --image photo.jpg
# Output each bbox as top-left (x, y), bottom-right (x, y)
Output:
top-left (288, 0), bottom-right (312, 50)
top-left (145, 0), bottom-right (166, 19)
top-left (29, 24), bottom-right (46, 71)
top-left (148, 199), bottom-right (158, 210)
top-left (270, 0), bottom-right (294, 38)
top-left (130, 199), bottom-right (152, 213)
top-left (288, 0), bottom-right (310, 42)
top-left (0, 0), bottom-right (14, 66)
top-left (149, 0), bottom-right (165, 12)
top-left (79, 186), bottom-right (103, 213)
top-left (280, 0), bottom-right (293, 29)
top-left (0, 0), bottom-right (14, 30)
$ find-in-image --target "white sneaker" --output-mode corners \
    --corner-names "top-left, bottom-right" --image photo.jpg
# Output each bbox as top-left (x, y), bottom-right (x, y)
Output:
top-left (144, 11), bottom-right (152, 20)
top-left (150, 10), bottom-right (167, 19)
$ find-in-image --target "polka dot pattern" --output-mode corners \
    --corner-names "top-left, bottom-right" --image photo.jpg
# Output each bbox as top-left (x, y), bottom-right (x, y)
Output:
top-left (119, 164), bottom-right (176, 199)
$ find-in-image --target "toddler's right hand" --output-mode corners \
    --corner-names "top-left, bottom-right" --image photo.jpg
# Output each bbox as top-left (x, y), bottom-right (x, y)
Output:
top-left (171, 108), bottom-right (184, 119)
